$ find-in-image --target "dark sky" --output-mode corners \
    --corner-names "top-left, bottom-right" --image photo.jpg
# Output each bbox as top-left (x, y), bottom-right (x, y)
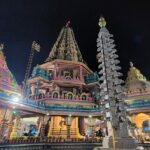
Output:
top-left (0, 0), bottom-right (150, 83)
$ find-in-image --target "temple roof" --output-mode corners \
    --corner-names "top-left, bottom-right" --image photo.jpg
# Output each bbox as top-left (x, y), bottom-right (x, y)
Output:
top-left (45, 21), bottom-right (84, 63)
top-left (0, 44), bottom-right (20, 96)
top-left (126, 62), bottom-right (150, 93)
top-left (127, 62), bottom-right (146, 82)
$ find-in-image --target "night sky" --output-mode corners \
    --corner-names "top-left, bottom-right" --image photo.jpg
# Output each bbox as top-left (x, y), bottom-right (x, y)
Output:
top-left (0, 0), bottom-right (150, 84)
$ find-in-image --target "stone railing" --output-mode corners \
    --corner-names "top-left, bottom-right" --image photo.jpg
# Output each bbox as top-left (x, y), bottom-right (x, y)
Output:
top-left (126, 90), bottom-right (150, 98)
top-left (0, 141), bottom-right (102, 150)
top-left (0, 92), bottom-right (100, 113)
top-left (0, 137), bottom-right (103, 145)
top-left (31, 95), bottom-right (95, 104)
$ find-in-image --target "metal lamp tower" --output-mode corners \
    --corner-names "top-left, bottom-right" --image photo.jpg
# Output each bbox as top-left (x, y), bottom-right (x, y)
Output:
top-left (97, 17), bottom-right (136, 149)
top-left (23, 41), bottom-right (40, 97)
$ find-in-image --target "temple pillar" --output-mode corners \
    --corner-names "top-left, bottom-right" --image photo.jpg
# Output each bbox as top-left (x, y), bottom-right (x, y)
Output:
top-left (48, 117), bottom-right (54, 137)
top-left (66, 116), bottom-right (72, 139)
top-left (40, 124), bottom-right (45, 137)
top-left (35, 80), bottom-right (41, 97)
top-left (26, 83), bottom-right (31, 98)
top-left (78, 117), bottom-right (85, 136)
top-left (39, 116), bottom-right (47, 137)
top-left (6, 109), bottom-right (14, 139)
top-left (74, 117), bottom-right (81, 138)
top-left (0, 107), bottom-right (7, 138)
top-left (10, 117), bottom-right (21, 139)
top-left (0, 119), bottom-right (7, 138)
top-left (54, 63), bottom-right (58, 79)
top-left (79, 66), bottom-right (83, 81)
top-left (37, 116), bottom-right (41, 135)
top-left (7, 121), bottom-right (13, 139)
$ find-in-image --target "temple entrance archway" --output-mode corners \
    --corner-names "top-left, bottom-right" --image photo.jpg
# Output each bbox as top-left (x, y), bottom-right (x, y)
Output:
top-left (134, 113), bottom-right (150, 128)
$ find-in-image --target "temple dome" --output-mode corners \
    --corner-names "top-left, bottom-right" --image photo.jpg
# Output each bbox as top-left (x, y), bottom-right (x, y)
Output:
top-left (45, 21), bottom-right (84, 63)
top-left (126, 62), bottom-right (150, 93)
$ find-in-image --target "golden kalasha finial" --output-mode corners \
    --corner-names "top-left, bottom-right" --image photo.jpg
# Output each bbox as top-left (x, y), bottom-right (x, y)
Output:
top-left (99, 16), bottom-right (106, 28)
top-left (130, 61), bottom-right (134, 67)
top-left (0, 44), bottom-right (4, 51)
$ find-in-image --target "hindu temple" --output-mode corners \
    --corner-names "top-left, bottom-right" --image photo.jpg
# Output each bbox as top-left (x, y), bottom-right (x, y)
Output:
top-left (0, 22), bottom-right (102, 142)
top-left (25, 22), bottom-right (102, 139)
top-left (0, 19), bottom-right (149, 149)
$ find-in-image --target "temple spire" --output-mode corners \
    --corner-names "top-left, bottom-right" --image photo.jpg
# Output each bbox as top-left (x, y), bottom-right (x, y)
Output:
top-left (45, 23), bottom-right (84, 63)
top-left (127, 62), bottom-right (146, 82)
top-left (126, 62), bottom-right (150, 94)
top-left (0, 44), bottom-right (20, 96)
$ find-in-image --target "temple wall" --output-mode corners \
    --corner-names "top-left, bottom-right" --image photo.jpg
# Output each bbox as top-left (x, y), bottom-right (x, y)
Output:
top-left (48, 116), bottom-right (81, 138)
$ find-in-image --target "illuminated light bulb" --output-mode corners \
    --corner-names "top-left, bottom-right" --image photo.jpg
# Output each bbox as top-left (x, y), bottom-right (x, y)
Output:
top-left (12, 97), bottom-right (19, 102)
top-left (89, 115), bottom-right (92, 118)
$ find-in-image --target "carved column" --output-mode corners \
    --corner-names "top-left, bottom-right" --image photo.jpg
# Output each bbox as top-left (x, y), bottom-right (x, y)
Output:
top-left (39, 116), bottom-right (45, 137)
top-left (0, 107), bottom-right (7, 138)
top-left (10, 117), bottom-right (20, 139)
top-left (78, 117), bottom-right (85, 136)
top-left (6, 109), bottom-right (14, 139)
top-left (35, 80), bottom-right (41, 98)
top-left (40, 124), bottom-right (45, 137)
top-left (48, 116), bottom-right (54, 137)
top-left (54, 63), bottom-right (58, 79)
top-left (0, 119), bottom-right (7, 138)
top-left (7, 121), bottom-right (13, 139)
top-left (79, 66), bottom-right (83, 81)
top-left (45, 117), bottom-right (50, 137)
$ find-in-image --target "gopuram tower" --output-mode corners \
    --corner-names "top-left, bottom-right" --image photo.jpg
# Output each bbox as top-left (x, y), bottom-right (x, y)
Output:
top-left (26, 22), bottom-right (101, 139)
top-left (0, 44), bottom-right (21, 139)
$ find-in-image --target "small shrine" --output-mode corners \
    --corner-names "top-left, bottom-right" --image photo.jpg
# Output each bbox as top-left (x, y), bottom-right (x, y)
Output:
top-left (125, 62), bottom-right (150, 143)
